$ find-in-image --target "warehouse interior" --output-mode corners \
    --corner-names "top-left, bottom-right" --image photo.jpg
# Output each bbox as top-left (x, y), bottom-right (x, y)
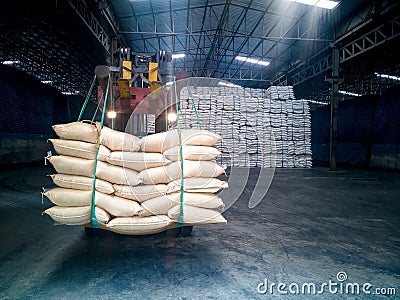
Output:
top-left (1, 0), bottom-right (399, 299)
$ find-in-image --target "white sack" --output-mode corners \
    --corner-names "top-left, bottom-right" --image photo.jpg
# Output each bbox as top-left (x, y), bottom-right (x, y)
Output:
top-left (50, 174), bottom-right (114, 194)
top-left (107, 151), bottom-right (170, 171)
top-left (96, 161), bottom-right (142, 186)
top-left (163, 145), bottom-right (221, 161)
top-left (113, 184), bottom-right (168, 202)
top-left (139, 160), bottom-right (225, 184)
top-left (52, 121), bottom-right (98, 144)
top-left (43, 206), bottom-right (91, 225)
top-left (47, 155), bottom-right (94, 177)
top-left (168, 205), bottom-right (227, 225)
top-left (99, 126), bottom-right (141, 152)
top-left (95, 192), bottom-right (142, 217)
top-left (106, 215), bottom-right (173, 235)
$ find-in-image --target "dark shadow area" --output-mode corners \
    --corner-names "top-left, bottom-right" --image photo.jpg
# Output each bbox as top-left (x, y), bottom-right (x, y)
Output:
top-left (1, 164), bottom-right (399, 298)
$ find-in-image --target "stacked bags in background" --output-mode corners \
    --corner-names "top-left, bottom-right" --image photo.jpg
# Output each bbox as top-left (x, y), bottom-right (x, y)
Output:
top-left (265, 86), bottom-right (296, 100)
top-left (42, 121), bottom-right (228, 235)
top-left (179, 85), bottom-right (312, 168)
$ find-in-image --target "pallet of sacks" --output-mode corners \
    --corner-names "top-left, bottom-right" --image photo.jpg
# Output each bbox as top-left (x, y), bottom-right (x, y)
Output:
top-left (42, 121), bottom-right (228, 235)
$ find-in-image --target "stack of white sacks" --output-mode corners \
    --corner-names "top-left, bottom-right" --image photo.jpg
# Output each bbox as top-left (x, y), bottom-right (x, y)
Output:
top-left (180, 87), bottom-right (248, 167)
top-left (261, 87), bottom-right (312, 167)
top-left (178, 85), bottom-right (312, 168)
top-left (265, 86), bottom-right (296, 100)
top-left (240, 92), bottom-right (263, 167)
top-left (43, 121), bottom-right (228, 235)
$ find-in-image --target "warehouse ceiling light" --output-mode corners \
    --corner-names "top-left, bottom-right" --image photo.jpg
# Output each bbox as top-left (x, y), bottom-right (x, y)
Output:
top-left (172, 53), bottom-right (185, 59)
top-left (338, 90), bottom-right (361, 97)
top-left (304, 99), bottom-right (328, 105)
top-left (374, 72), bottom-right (400, 81)
top-left (290, 0), bottom-right (339, 9)
top-left (235, 56), bottom-right (270, 66)
top-left (62, 90), bottom-right (80, 95)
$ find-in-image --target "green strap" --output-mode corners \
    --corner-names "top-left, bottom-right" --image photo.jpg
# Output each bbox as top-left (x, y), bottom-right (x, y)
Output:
top-left (78, 75), bottom-right (97, 122)
top-left (186, 83), bottom-right (201, 129)
top-left (180, 110), bottom-right (188, 129)
top-left (91, 93), bottom-right (102, 122)
top-left (164, 91), bottom-right (169, 130)
top-left (99, 81), bottom-right (109, 128)
top-left (174, 77), bottom-right (185, 227)
top-left (90, 147), bottom-right (100, 228)
top-left (90, 79), bottom-right (109, 228)
top-left (165, 109), bottom-right (169, 131)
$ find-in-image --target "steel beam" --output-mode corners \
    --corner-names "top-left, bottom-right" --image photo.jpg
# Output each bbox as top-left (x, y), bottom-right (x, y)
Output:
top-left (328, 47), bottom-right (340, 171)
top-left (339, 14), bottom-right (400, 62)
top-left (69, 0), bottom-right (111, 54)
top-left (202, 1), bottom-right (230, 77)
top-left (291, 54), bottom-right (332, 86)
top-left (290, 14), bottom-right (400, 86)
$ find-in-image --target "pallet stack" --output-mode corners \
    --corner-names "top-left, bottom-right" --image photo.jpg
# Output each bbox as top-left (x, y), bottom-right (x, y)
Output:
top-left (178, 85), bottom-right (312, 168)
top-left (261, 86), bottom-right (312, 167)
top-left (43, 121), bottom-right (228, 235)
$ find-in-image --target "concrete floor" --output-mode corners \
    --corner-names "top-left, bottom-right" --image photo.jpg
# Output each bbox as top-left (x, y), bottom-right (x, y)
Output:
top-left (0, 163), bottom-right (399, 299)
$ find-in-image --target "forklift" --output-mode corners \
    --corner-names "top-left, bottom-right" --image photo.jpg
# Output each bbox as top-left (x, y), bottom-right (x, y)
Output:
top-left (88, 49), bottom-right (193, 237)
top-left (94, 49), bottom-right (176, 132)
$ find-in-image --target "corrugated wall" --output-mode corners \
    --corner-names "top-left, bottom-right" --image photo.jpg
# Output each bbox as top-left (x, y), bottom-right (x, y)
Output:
top-left (311, 87), bottom-right (400, 170)
top-left (0, 65), bottom-right (69, 164)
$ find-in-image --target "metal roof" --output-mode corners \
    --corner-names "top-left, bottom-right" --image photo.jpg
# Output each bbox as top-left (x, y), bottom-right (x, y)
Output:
top-left (115, 0), bottom-right (333, 81)
top-left (1, 0), bottom-right (399, 101)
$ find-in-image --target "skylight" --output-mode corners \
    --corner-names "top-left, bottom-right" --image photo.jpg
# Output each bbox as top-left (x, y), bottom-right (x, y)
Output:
top-left (375, 72), bottom-right (400, 81)
top-left (235, 56), bottom-right (270, 66)
top-left (218, 81), bottom-right (241, 88)
top-left (303, 99), bottom-right (329, 105)
top-left (2, 60), bottom-right (20, 65)
top-left (172, 54), bottom-right (185, 59)
top-left (338, 90), bottom-right (361, 97)
top-left (62, 91), bottom-right (80, 95)
top-left (290, 0), bottom-right (339, 10)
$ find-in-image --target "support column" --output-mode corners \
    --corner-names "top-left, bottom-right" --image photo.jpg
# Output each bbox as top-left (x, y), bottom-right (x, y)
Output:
top-left (330, 47), bottom-right (340, 171)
